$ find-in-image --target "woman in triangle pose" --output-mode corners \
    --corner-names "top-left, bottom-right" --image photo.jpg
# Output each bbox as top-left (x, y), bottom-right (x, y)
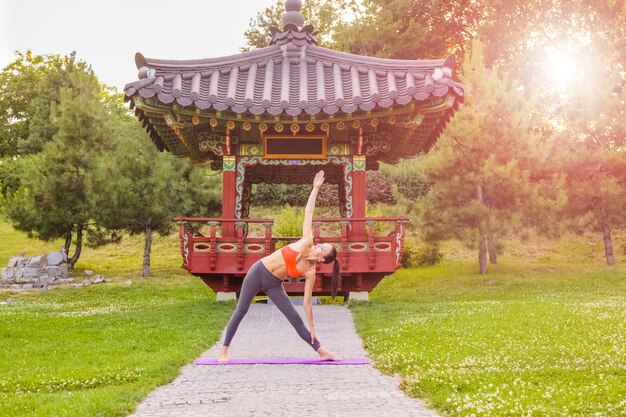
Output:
top-left (219, 170), bottom-right (341, 363)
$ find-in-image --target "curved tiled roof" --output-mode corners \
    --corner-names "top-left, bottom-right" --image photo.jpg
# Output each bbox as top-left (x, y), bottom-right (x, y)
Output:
top-left (124, 42), bottom-right (464, 117)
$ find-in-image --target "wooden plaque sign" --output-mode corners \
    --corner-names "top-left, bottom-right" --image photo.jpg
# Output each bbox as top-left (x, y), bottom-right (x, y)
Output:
top-left (262, 135), bottom-right (327, 159)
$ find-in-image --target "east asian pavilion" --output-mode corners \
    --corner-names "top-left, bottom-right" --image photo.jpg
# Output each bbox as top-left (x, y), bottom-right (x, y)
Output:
top-left (124, 0), bottom-right (464, 301)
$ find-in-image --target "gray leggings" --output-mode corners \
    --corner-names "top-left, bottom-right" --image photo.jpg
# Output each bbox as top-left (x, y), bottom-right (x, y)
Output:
top-left (223, 261), bottom-right (321, 351)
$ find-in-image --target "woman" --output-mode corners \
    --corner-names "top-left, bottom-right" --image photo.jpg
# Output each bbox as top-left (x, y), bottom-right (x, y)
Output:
top-left (219, 170), bottom-right (341, 363)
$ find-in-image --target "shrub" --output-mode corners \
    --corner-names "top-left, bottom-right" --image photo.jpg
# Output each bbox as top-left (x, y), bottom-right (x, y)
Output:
top-left (396, 172), bottom-right (432, 200)
top-left (273, 204), bottom-right (304, 238)
top-left (366, 170), bottom-right (395, 204)
top-left (402, 241), bottom-right (443, 267)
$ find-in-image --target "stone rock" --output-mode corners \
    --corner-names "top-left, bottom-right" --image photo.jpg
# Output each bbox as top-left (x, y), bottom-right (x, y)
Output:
top-left (84, 270), bottom-right (94, 276)
top-left (39, 276), bottom-right (53, 285)
top-left (14, 268), bottom-right (22, 278)
top-left (82, 279), bottom-right (92, 285)
top-left (9, 285), bottom-right (21, 290)
top-left (124, 280), bottom-right (133, 286)
top-left (0, 279), bottom-right (15, 285)
top-left (45, 266), bottom-right (58, 277)
top-left (73, 283), bottom-right (85, 288)
top-left (92, 276), bottom-right (105, 284)
top-left (52, 278), bottom-right (75, 286)
top-left (46, 252), bottom-right (65, 266)
top-left (15, 276), bottom-right (37, 284)
top-left (7, 298), bottom-right (14, 303)
top-left (28, 255), bottom-right (47, 268)
top-left (1, 267), bottom-right (9, 280)
top-left (7, 257), bottom-right (19, 268)
top-left (16, 257), bottom-right (29, 268)
top-left (22, 268), bottom-right (44, 278)
top-left (22, 284), bottom-right (34, 289)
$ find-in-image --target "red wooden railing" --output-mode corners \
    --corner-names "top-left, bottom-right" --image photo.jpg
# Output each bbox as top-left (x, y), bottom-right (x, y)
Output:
top-left (173, 216), bottom-right (409, 295)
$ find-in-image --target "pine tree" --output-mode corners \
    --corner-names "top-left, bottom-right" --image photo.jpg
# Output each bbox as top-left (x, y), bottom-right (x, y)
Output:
top-left (417, 41), bottom-right (564, 273)
top-left (4, 68), bottom-right (115, 269)
top-left (547, 48), bottom-right (626, 265)
top-left (89, 122), bottom-right (222, 276)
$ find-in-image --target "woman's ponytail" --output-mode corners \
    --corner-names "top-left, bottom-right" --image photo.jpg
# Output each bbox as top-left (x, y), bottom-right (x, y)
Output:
top-left (331, 259), bottom-right (340, 299)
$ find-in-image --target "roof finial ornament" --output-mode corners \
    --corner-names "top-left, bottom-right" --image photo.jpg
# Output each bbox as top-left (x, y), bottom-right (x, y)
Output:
top-left (269, 0), bottom-right (318, 47)
top-left (283, 0), bottom-right (305, 28)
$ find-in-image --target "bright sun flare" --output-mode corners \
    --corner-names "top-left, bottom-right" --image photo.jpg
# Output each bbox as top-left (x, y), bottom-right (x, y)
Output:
top-left (544, 48), bottom-right (584, 88)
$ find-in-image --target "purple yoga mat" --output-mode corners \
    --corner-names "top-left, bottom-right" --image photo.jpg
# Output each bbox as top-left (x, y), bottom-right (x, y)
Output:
top-left (193, 358), bottom-right (370, 366)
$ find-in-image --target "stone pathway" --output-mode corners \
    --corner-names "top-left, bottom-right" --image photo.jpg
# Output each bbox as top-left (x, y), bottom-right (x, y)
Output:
top-left (127, 304), bottom-right (439, 417)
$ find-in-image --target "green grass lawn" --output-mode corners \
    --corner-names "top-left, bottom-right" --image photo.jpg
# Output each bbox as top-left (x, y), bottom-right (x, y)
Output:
top-left (0, 219), bottom-right (234, 416)
top-left (351, 257), bottom-right (626, 416)
top-left (2, 215), bottom-right (625, 416)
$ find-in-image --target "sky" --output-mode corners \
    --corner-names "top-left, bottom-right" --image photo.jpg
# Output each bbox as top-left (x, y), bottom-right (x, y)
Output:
top-left (0, 0), bottom-right (276, 91)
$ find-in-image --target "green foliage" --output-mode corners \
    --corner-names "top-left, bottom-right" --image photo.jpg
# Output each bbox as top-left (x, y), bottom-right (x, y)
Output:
top-left (19, 52), bottom-right (100, 155)
top-left (273, 204), bottom-right (305, 238)
top-left (402, 240), bottom-right (443, 267)
top-left (0, 156), bottom-right (33, 198)
top-left (365, 170), bottom-right (395, 204)
top-left (331, 0), bottom-right (481, 60)
top-left (252, 183), bottom-right (310, 206)
top-left (416, 40), bottom-right (565, 272)
top-left (0, 51), bottom-right (64, 157)
top-left (384, 159), bottom-right (432, 200)
top-left (3, 64), bottom-right (116, 268)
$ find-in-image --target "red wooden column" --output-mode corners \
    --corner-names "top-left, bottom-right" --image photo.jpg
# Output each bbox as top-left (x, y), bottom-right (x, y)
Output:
top-left (352, 154), bottom-right (367, 235)
top-left (221, 155), bottom-right (236, 236)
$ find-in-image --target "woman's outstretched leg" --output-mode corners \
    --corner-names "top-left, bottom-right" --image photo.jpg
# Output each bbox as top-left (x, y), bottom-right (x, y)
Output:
top-left (219, 262), bottom-right (263, 362)
top-left (265, 281), bottom-right (341, 360)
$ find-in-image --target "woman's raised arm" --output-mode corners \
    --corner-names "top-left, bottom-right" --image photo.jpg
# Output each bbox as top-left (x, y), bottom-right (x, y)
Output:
top-left (301, 171), bottom-right (325, 239)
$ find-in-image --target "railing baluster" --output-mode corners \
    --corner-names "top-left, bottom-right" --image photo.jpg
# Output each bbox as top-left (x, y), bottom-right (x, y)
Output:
top-left (262, 222), bottom-right (273, 256)
top-left (235, 222), bottom-right (246, 271)
top-left (365, 220), bottom-right (376, 270)
top-left (208, 221), bottom-right (219, 271)
top-left (338, 220), bottom-right (350, 270)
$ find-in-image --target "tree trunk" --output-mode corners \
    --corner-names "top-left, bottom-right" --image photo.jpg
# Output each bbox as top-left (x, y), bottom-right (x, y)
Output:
top-left (476, 184), bottom-right (488, 274)
top-left (600, 199), bottom-right (615, 266)
top-left (143, 224), bottom-right (152, 276)
top-left (487, 229), bottom-right (497, 264)
top-left (63, 232), bottom-right (72, 257)
top-left (67, 225), bottom-right (83, 270)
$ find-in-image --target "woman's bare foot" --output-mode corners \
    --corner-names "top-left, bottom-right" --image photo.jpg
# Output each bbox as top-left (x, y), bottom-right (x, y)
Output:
top-left (218, 346), bottom-right (229, 363)
top-left (317, 346), bottom-right (342, 361)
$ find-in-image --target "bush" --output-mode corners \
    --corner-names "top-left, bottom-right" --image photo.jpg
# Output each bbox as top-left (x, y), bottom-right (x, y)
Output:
top-left (252, 183), bottom-right (310, 206)
top-left (396, 172), bottom-right (432, 200)
top-left (402, 241), bottom-right (443, 267)
top-left (366, 170), bottom-right (395, 204)
top-left (273, 205), bottom-right (304, 238)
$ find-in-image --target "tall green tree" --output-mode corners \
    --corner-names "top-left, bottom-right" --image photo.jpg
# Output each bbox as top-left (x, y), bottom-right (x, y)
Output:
top-left (332, 0), bottom-right (483, 60)
top-left (0, 51), bottom-right (66, 157)
top-left (89, 122), bottom-right (222, 276)
top-left (4, 67), bottom-right (115, 269)
top-left (418, 41), bottom-right (564, 273)
top-left (546, 48), bottom-right (626, 265)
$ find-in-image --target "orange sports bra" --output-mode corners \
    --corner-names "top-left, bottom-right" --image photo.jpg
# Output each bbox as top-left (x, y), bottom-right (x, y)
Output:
top-left (280, 246), bottom-right (305, 277)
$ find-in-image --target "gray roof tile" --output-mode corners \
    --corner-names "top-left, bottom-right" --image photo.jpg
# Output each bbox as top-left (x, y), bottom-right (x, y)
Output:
top-left (124, 42), bottom-right (464, 117)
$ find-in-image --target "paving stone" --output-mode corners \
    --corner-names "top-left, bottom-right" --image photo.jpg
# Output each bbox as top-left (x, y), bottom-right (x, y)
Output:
top-left (127, 304), bottom-right (439, 417)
